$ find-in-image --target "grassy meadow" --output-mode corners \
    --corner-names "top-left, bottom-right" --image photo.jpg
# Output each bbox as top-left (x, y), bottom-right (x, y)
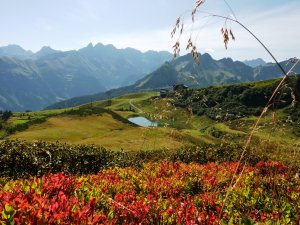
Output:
top-left (1, 80), bottom-right (300, 224)
top-left (6, 92), bottom-right (213, 151)
top-left (2, 85), bottom-right (299, 160)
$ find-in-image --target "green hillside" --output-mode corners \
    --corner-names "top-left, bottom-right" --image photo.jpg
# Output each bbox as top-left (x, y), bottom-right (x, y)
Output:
top-left (1, 77), bottom-right (299, 164)
top-left (3, 92), bottom-right (212, 151)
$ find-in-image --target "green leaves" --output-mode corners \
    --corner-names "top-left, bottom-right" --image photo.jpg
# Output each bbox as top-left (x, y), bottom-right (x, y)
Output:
top-left (1, 204), bottom-right (16, 225)
top-left (242, 217), bottom-right (255, 225)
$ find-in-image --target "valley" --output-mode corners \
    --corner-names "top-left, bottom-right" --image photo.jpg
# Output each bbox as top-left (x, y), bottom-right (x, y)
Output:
top-left (1, 43), bottom-right (300, 112)
top-left (0, 44), bottom-right (171, 111)
top-left (5, 92), bottom-right (213, 151)
top-left (1, 76), bottom-right (299, 165)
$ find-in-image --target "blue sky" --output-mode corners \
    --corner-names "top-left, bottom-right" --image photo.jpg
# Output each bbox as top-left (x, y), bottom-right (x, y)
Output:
top-left (0, 0), bottom-right (299, 61)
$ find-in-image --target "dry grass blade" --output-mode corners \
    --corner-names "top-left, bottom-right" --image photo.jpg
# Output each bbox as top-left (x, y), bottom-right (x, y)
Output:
top-left (192, 8), bottom-right (196, 23)
top-left (180, 23), bottom-right (184, 34)
top-left (221, 28), bottom-right (235, 49)
top-left (176, 17), bottom-right (180, 28)
top-left (108, 197), bottom-right (135, 214)
top-left (171, 28), bottom-right (176, 38)
top-left (230, 29), bottom-right (235, 40)
top-left (196, 0), bottom-right (205, 8)
top-left (172, 41), bottom-right (180, 59)
top-left (191, 45), bottom-right (200, 65)
top-left (192, 0), bottom-right (205, 25)
top-left (171, 1), bottom-right (298, 222)
top-left (221, 28), bottom-right (229, 49)
top-left (171, 17), bottom-right (181, 38)
top-left (186, 37), bottom-right (193, 50)
top-left (219, 58), bottom-right (300, 220)
top-left (290, 88), bottom-right (296, 107)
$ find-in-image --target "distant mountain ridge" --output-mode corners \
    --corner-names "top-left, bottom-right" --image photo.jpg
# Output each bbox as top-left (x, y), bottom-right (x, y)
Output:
top-left (32, 46), bottom-right (61, 59)
top-left (133, 53), bottom-right (299, 89)
top-left (1, 43), bottom-right (298, 111)
top-left (0, 43), bottom-right (172, 111)
top-left (243, 58), bottom-right (266, 67)
top-left (46, 53), bottom-right (300, 110)
top-left (0, 45), bottom-right (33, 59)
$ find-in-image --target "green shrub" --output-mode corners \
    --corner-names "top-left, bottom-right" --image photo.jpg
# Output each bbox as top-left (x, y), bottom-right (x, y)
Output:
top-left (172, 76), bottom-right (299, 121)
top-left (0, 140), bottom-right (268, 178)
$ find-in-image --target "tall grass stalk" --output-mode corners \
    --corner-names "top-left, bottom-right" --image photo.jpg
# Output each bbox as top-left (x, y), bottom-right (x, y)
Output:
top-left (220, 59), bottom-right (299, 220)
top-left (171, 0), bottom-right (299, 221)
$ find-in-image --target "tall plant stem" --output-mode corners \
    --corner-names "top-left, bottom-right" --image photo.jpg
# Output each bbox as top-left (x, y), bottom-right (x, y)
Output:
top-left (206, 14), bottom-right (300, 222)
top-left (210, 14), bottom-right (287, 76)
top-left (219, 59), bottom-right (299, 221)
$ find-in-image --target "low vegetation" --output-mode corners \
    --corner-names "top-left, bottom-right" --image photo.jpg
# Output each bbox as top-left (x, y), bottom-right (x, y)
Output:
top-left (1, 161), bottom-right (299, 224)
top-left (1, 77), bottom-right (299, 224)
top-left (0, 140), bottom-right (268, 179)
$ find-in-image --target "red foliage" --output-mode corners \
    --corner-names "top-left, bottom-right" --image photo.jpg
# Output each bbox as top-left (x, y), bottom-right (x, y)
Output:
top-left (0, 161), bottom-right (298, 224)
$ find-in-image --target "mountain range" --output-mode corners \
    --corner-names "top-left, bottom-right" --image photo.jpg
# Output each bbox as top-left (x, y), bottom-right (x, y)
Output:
top-left (0, 45), bottom-right (34, 59)
top-left (46, 53), bottom-right (300, 110)
top-left (1, 43), bottom-right (299, 111)
top-left (243, 58), bottom-right (266, 68)
top-left (0, 44), bottom-right (171, 111)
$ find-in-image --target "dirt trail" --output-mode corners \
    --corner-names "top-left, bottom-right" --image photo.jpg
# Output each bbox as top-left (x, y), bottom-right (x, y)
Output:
top-left (129, 99), bottom-right (143, 114)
